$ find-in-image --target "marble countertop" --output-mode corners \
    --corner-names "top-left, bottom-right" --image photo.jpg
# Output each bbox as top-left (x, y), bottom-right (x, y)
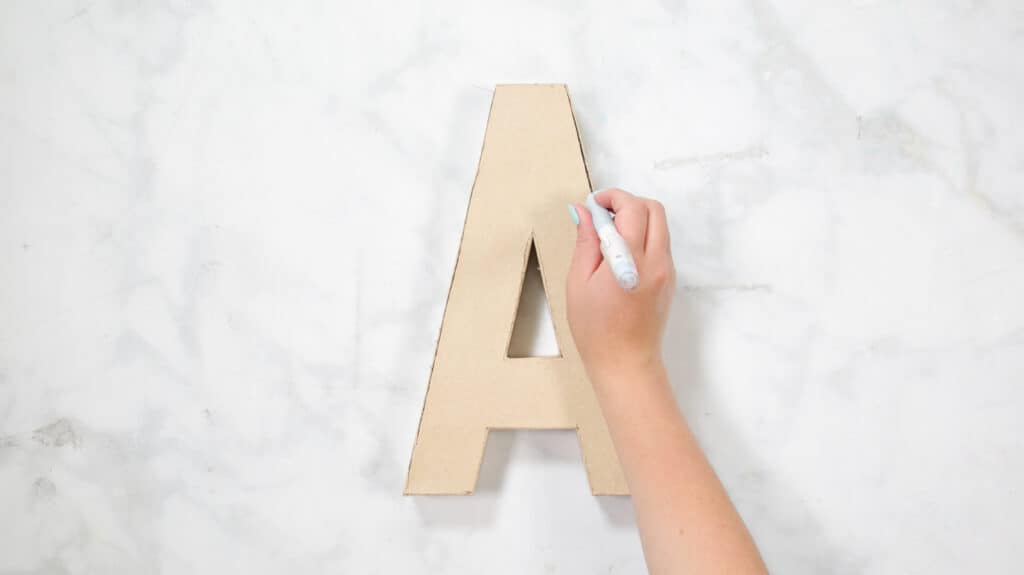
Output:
top-left (2, 1), bottom-right (1023, 572)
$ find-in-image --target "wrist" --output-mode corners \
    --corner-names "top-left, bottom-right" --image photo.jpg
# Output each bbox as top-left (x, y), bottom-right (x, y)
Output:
top-left (586, 354), bottom-right (667, 392)
top-left (587, 357), bottom-right (682, 436)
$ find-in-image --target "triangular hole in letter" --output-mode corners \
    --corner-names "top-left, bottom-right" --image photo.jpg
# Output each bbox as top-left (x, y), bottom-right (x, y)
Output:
top-left (507, 240), bottom-right (561, 358)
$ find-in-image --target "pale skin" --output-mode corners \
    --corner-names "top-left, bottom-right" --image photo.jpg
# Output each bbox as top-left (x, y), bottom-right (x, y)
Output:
top-left (567, 189), bottom-right (768, 575)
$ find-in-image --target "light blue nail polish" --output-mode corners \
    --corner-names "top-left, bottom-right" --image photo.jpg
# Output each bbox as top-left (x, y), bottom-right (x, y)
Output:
top-left (568, 204), bottom-right (579, 225)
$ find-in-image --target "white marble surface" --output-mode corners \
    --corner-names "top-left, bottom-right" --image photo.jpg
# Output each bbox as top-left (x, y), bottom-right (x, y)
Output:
top-left (2, 0), bottom-right (1023, 572)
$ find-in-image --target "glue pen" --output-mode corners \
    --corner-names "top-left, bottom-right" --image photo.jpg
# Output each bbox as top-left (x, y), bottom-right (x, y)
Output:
top-left (585, 193), bottom-right (639, 291)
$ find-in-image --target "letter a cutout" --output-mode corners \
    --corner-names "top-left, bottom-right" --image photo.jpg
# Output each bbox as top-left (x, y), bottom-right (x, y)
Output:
top-left (405, 85), bottom-right (628, 495)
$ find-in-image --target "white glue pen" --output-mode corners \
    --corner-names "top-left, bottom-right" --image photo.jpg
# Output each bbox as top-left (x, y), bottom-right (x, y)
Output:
top-left (585, 193), bottom-right (639, 291)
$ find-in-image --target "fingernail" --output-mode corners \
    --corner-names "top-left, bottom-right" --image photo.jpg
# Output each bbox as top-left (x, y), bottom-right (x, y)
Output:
top-left (568, 204), bottom-right (580, 226)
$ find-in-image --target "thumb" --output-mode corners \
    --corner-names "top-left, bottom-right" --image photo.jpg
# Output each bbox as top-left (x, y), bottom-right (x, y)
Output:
top-left (569, 203), bottom-right (602, 279)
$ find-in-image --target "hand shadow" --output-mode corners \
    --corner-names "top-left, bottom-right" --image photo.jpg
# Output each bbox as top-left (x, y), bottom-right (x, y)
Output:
top-left (663, 289), bottom-right (861, 572)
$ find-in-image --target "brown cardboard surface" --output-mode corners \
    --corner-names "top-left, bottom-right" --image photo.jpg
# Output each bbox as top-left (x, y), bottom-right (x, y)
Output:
top-left (404, 84), bottom-right (628, 496)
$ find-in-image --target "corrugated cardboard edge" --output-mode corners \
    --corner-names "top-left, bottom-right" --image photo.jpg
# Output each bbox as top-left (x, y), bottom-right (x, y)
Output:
top-left (565, 88), bottom-right (595, 193)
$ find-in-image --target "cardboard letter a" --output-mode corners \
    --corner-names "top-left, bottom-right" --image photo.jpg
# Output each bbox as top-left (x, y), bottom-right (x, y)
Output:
top-left (405, 85), bottom-right (628, 495)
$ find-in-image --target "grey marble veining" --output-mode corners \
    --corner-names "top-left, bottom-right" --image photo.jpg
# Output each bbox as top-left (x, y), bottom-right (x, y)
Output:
top-left (1, 0), bottom-right (1022, 573)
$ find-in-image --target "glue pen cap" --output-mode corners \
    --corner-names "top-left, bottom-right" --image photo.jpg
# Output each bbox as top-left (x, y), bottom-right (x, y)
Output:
top-left (585, 194), bottom-right (614, 229)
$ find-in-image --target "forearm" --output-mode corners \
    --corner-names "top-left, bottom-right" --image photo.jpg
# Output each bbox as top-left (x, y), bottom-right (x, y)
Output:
top-left (591, 362), bottom-right (767, 574)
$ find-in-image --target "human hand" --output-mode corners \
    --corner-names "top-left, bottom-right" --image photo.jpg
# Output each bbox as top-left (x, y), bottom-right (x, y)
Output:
top-left (566, 189), bottom-right (675, 384)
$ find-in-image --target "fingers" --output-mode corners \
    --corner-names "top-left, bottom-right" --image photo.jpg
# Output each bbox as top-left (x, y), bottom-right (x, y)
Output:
top-left (569, 203), bottom-right (602, 279)
top-left (593, 188), bottom-right (648, 254)
top-left (644, 199), bottom-right (671, 255)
